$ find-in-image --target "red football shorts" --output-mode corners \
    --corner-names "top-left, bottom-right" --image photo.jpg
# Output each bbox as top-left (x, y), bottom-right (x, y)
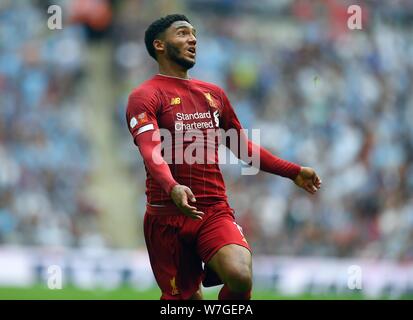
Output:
top-left (143, 200), bottom-right (251, 300)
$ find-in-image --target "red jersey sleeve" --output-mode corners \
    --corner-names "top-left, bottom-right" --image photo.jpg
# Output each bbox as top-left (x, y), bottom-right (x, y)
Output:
top-left (219, 89), bottom-right (301, 180)
top-left (126, 87), bottom-right (178, 196)
top-left (135, 130), bottom-right (179, 196)
top-left (126, 87), bottom-right (160, 145)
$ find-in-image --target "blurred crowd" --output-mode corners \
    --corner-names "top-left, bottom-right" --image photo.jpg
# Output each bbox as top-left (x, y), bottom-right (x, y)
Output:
top-left (1, 0), bottom-right (413, 261)
top-left (0, 1), bottom-right (104, 247)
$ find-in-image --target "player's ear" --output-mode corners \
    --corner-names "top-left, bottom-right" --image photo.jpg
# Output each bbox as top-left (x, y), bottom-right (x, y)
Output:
top-left (153, 39), bottom-right (165, 55)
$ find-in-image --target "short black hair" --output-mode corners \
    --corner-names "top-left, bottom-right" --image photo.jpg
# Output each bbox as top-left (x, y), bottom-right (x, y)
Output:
top-left (144, 14), bottom-right (191, 60)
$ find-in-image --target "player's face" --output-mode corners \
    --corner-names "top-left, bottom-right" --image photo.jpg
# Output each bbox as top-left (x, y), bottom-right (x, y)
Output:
top-left (164, 21), bottom-right (197, 70)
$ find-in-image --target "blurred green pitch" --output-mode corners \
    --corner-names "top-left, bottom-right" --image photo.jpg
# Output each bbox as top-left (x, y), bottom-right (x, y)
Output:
top-left (1, 285), bottom-right (409, 300)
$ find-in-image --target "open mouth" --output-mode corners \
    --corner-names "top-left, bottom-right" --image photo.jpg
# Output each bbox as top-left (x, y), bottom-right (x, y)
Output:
top-left (187, 47), bottom-right (196, 57)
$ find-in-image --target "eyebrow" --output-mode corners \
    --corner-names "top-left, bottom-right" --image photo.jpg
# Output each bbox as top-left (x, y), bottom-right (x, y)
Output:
top-left (175, 25), bottom-right (196, 34)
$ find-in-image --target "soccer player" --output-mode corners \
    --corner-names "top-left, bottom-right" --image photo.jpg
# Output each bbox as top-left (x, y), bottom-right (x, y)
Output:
top-left (126, 14), bottom-right (322, 300)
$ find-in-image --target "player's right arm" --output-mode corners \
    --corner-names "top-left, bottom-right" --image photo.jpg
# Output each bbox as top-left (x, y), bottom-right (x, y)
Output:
top-left (135, 131), bottom-right (204, 220)
top-left (126, 88), bottom-right (204, 219)
top-left (126, 88), bottom-right (178, 195)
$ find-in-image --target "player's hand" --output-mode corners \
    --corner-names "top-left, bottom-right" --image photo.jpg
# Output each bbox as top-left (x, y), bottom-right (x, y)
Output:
top-left (170, 185), bottom-right (205, 220)
top-left (293, 167), bottom-right (322, 194)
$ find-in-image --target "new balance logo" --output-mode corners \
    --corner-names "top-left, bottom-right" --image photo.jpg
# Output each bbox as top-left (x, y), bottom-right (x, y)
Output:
top-left (171, 97), bottom-right (181, 105)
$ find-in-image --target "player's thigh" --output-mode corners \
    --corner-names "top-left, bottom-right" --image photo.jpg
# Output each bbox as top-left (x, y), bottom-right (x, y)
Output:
top-left (206, 243), bottom-right (252, 284)
top-left (197, 210), bottom-right (252, 283)
top-left (144, 214), bottom-right (203, 299)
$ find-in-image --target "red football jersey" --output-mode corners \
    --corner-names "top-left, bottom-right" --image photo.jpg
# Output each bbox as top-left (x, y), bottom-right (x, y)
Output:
top-left (126, 74), bottom-right (238, 205)
top-left (126, 74), bottom-right (301, 206)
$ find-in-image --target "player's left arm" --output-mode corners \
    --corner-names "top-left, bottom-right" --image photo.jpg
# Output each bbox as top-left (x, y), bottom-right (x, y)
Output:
top-left (218, 90), bottom-right (322, 194)
top-left (292, 166), bottom-right (322, 194)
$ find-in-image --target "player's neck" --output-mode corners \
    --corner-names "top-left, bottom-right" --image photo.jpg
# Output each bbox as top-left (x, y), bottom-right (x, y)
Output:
top-left (158, 64), bottom-right (189, 80)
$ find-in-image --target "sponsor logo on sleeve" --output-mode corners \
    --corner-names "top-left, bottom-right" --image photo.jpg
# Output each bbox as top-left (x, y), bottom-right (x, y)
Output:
top-left (130, 117), bottom-right (138, 129)
top-left (137, 112), bottom-right (149, 125)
